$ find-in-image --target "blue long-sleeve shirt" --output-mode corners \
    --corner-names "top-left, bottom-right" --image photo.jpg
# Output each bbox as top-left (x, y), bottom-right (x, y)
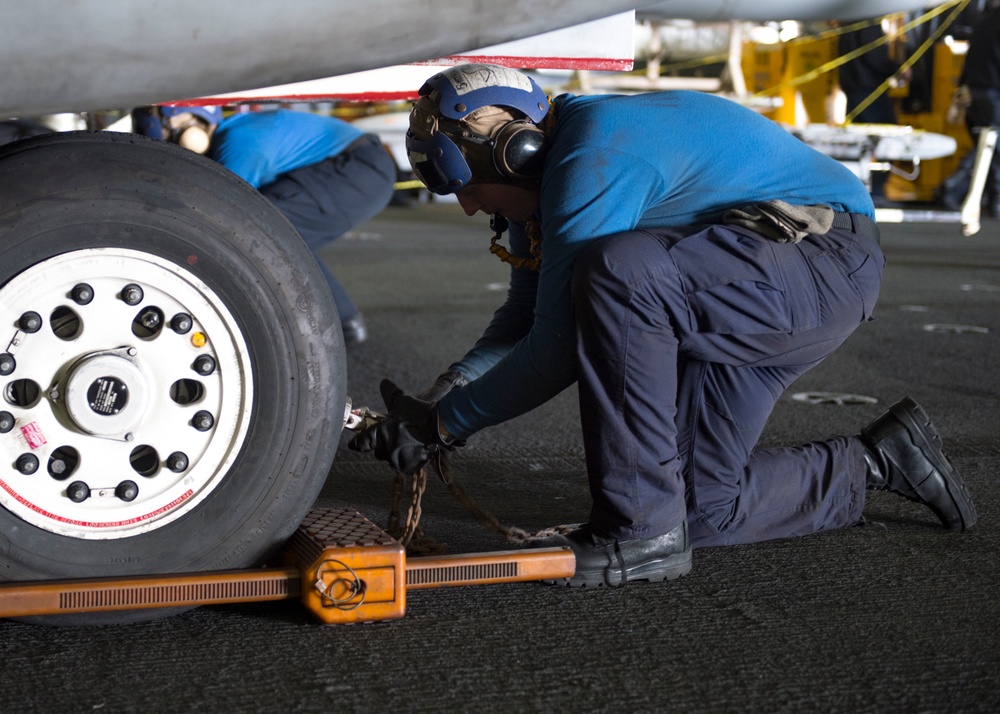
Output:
top-left (440, 90), bottom-right (874, 440)
top-left (209, 109), bottom-right (364, 188)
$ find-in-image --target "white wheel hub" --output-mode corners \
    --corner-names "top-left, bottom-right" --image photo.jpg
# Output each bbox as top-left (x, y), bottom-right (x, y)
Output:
top-left (0, 248), bottom-right (253, 539)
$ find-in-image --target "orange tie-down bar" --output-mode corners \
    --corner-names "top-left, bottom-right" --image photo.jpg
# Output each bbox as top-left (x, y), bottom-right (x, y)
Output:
top-left (0, 509), bottom-right (574, 624)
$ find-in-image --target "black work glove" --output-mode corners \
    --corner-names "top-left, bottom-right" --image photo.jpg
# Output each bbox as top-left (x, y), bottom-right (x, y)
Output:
top-left (417, 369), bottom-right (468, 402)
top-left (348, 378), bottom-right (462, 476)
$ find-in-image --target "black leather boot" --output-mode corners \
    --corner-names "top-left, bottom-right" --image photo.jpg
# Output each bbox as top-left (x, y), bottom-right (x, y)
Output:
top-left (861, 397), bottom-right (976, 531)
top-left (527, 521), bottom-right (692, 588)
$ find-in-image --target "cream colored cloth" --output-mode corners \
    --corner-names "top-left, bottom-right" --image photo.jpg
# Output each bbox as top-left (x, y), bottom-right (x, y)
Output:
top-left (723, 199), bottom-right (834, 244)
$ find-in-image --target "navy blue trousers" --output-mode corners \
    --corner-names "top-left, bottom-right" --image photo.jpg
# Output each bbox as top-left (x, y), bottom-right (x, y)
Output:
top-left (260, 136), bottom-right (396, 322)
top-left (570, 219), bottom-right (884, 547)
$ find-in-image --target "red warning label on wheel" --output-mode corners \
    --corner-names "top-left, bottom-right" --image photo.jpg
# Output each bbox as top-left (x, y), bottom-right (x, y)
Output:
top-left (20, 422), bottom-right (46, 449)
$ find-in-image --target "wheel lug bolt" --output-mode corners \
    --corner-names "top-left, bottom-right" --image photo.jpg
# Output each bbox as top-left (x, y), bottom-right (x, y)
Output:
top-left (49, 458), bottom-right (67, 476)
top-left (121, 283), bottom-right (144, 306)
top-left (166, 451), bottom-right (190, 472)
top-left (15, 453), bottom-right (39, 475)
top-left (0, 411), bottom-right (14, 433)
top-left (0, 353), bottom-right (15, 376)
top-left (18, 311), bottom-right (42, 333)
top-left (171, 313), bottom-right (193, 334)
top-left (193, 355), bottom-right (216, 375)
top-left (67, 481), bottom-right (90, 502)
top-left (139, 309), bottom-right (161, 329)
top-left (71, 283), bottom-right (95, 305)
top-left (192, 410), bottom-right (215, 431)
top-left (115, 480), bottom-right (139, 502)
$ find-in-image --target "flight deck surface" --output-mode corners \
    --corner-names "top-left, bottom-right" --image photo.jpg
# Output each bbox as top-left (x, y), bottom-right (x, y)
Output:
top-left (2, 202), bottom-right (998, 713)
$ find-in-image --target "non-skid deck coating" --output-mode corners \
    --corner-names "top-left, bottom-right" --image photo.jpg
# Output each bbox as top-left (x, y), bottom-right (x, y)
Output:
top-left (1, 203), bottom-right (997, 713)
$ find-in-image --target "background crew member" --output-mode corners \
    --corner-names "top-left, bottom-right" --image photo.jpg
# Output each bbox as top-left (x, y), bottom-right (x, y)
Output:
top-left (210, 109), bottom-right (396, 344)
top-left (939, 1), bottom-right (1000, 217)
top-left (136, 106), bottom-right (396, 344)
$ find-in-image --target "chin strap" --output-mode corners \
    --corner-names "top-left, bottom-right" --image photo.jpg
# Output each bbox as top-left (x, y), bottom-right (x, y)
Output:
top-left (488, 213), bottom-right (542, 271)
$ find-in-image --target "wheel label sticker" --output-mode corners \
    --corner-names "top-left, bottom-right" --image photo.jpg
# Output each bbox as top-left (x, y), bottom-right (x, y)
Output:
top-left (20, 421), bottom-right (46, 449)
top-left (88, 376), bottom-right (129, 415)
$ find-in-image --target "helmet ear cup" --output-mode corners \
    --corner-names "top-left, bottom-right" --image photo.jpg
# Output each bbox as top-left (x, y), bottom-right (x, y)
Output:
top-left (492, 120), bottom-right (547, 180)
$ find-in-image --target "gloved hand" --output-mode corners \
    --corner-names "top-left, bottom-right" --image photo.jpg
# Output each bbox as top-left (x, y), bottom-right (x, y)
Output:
top-left (417, 369), bottom-right (468, 402)
top-left (348, 378), bottom-right (462, 475)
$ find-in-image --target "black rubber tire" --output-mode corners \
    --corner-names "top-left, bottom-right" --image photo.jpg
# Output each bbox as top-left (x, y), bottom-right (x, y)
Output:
top-left (0, 131), bottom-right (346, 623)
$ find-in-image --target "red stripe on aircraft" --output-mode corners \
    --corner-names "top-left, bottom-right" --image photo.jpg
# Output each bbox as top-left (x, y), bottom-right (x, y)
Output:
top-left (170, 56), bottom-right (634, 106)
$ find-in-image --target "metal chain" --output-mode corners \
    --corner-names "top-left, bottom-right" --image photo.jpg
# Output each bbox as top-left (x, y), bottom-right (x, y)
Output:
top-left (385, 449), bottom-right (575, 555)
top-left (387, 465), bottom-right (446, 554)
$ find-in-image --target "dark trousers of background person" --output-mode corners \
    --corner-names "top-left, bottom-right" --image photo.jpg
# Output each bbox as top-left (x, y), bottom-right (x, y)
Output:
top-left (938, 88), bottom-right (1000, 214)
top-left (570, 216), bottom-right (884, 546)
top-left (259, 136), bottom-right (396, 323)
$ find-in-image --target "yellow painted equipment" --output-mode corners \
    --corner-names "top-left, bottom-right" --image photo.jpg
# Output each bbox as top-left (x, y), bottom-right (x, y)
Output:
top-left (889, 41), bottom-right (972, 202)
top-left (0, 508), bottom-right (575, 624)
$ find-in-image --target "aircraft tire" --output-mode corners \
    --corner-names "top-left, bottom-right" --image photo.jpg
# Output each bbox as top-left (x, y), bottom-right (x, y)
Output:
top-left (0, 131), bottom-right (345, 624)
